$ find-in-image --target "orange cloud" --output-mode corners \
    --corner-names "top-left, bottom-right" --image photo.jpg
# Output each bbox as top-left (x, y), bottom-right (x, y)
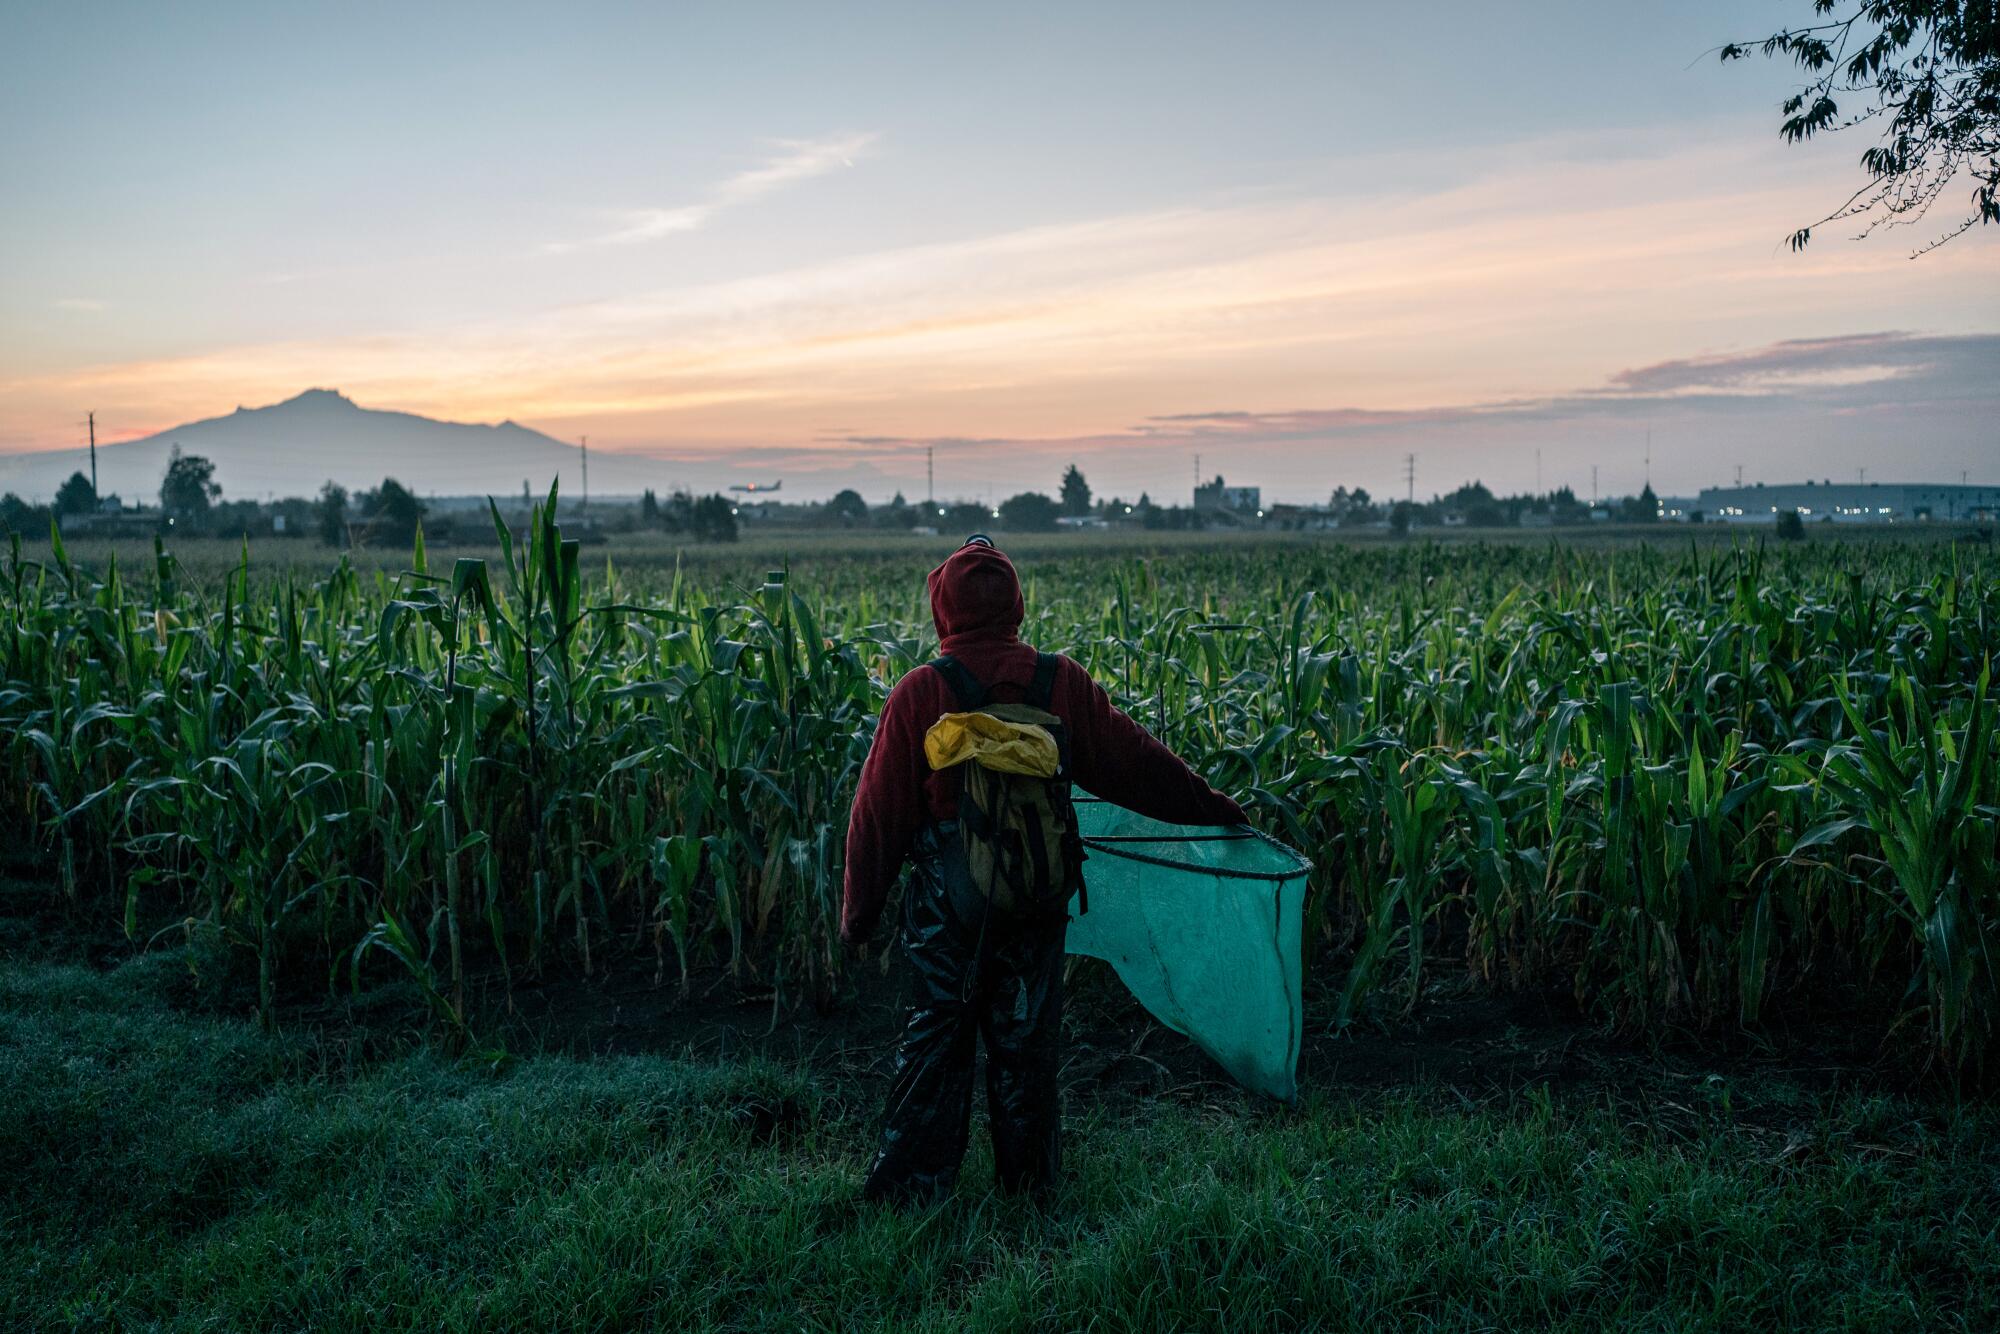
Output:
top-left (3, 133), bottom-right (1995, 462)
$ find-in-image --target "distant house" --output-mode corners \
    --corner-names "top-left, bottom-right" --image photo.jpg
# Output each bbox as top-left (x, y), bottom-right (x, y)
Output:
top-left (1193, 475), bottom-right (1261, 516)
top-left (59, 504), bottom-right (153, 537)
top-left (1265, 504), bottom-right (1337, 530)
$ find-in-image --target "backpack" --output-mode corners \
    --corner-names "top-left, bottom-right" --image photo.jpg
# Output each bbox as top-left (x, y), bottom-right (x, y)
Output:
top-left (923, 652), bottom-right (1087, 922)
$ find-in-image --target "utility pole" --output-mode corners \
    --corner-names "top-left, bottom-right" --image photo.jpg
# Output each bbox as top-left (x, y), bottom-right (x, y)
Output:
top-left (1858, 466), bottom-right (1866, 484)
top-left (1194, 452), bottom-right (1201, 504)
top-left (1535, 448), bottom-right (1542, 496)
top-left (580, 436), bottom-right (588, 514)
top-left (1591, 465), bottom-right (1599, 506)
top-left (1403, 453), bottom-right (1416, 505)
top-left (87, 411), bottom-right (97, 502)
top-left (1734, 463), bottom-right (1744, 488)
top-left (927, 444), bottom-right (934, 509)
top-left (1644, 428), bottom-right (1652, 489)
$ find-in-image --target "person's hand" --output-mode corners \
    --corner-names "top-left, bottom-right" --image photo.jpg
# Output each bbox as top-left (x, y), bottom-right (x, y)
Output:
top-left (841, 922), bottom-right (878, 962)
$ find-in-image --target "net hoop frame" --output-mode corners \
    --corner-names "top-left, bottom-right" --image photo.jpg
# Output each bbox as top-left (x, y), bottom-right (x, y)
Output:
top-left (1074, 796), bottom-right (1311, 882)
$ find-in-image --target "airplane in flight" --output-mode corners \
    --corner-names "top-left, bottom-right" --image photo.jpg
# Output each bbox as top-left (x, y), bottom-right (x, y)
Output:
top-left (727, 480), bottom-right (782, 494)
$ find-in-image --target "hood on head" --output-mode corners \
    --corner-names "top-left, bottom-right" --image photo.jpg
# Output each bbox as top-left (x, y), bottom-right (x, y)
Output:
top-left (927, 541), bottom-right (1024, 641)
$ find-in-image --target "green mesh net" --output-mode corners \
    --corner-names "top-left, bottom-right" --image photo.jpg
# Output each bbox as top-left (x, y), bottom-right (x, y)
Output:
top-left (1066, 798), bottom-right (1311, 1102)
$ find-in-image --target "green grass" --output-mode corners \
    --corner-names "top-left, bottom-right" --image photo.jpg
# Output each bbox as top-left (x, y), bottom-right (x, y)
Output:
top-left (6, 932), bottom-right (1996, 1331)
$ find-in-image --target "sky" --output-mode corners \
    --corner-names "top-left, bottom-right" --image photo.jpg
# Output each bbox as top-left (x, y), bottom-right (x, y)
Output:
top-left (2, 0), bottom-right (1996, 504)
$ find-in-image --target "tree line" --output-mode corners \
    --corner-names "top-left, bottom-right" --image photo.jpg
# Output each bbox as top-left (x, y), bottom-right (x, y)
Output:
top-left (6, 451), bottom-right (1698, 546)
top-left (4, 449), bottom-right (756, 546)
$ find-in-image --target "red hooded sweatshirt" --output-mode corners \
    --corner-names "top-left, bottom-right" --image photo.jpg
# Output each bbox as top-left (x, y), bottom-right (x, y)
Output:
top-left (840, 541), bottom-right (1246, 943)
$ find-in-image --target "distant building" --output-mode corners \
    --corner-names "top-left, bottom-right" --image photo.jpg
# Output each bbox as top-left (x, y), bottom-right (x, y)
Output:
top-left (1264, 503), bottom-right (1338, 530)
top-left (1694, 481), bottom-right (1997, 524)
top-left (1193, 475), bottom-right (1260, 515)
top-left (61, 507), bottom-right (155, 537)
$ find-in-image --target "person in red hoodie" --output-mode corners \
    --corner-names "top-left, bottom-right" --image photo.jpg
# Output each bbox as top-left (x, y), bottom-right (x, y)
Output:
top-left (844, 535), bottom-right (1245, 1205)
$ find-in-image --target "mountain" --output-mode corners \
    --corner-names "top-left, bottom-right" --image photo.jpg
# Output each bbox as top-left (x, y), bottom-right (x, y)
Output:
top-left (0, 390), bottom-right (674, 503)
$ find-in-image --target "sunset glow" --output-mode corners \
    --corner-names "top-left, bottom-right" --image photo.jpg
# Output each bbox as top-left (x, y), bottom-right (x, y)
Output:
top-left (4, 3), bottom-right (1995, 502)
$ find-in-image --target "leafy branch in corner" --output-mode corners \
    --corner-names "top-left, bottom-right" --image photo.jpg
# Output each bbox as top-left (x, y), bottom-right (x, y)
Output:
top-left (1721, 0), bottom-right (2000, 254)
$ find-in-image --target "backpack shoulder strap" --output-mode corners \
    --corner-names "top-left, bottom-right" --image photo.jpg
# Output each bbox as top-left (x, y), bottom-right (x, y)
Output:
top-left (927, 655), bottom-right (988, 710)
top-left (1028, 652), bottom-right (1060, 710)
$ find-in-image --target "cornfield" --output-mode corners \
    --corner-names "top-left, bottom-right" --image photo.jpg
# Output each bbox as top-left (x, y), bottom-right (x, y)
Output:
top-left (4, 502), bottom-right (1996, 1070)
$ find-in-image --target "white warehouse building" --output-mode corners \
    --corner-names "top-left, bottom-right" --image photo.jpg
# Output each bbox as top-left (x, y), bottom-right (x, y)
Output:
top-left (1693, 481), bottom-right (1998, 524)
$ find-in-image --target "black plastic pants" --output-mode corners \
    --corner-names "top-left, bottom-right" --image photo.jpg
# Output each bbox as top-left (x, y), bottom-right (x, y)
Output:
top-left (862, 847), bottom-right (1068, 1205)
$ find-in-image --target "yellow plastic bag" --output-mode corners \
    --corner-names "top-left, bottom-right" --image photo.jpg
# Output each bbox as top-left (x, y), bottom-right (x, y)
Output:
top-left (923, 711), bottom-right (1059, 777)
